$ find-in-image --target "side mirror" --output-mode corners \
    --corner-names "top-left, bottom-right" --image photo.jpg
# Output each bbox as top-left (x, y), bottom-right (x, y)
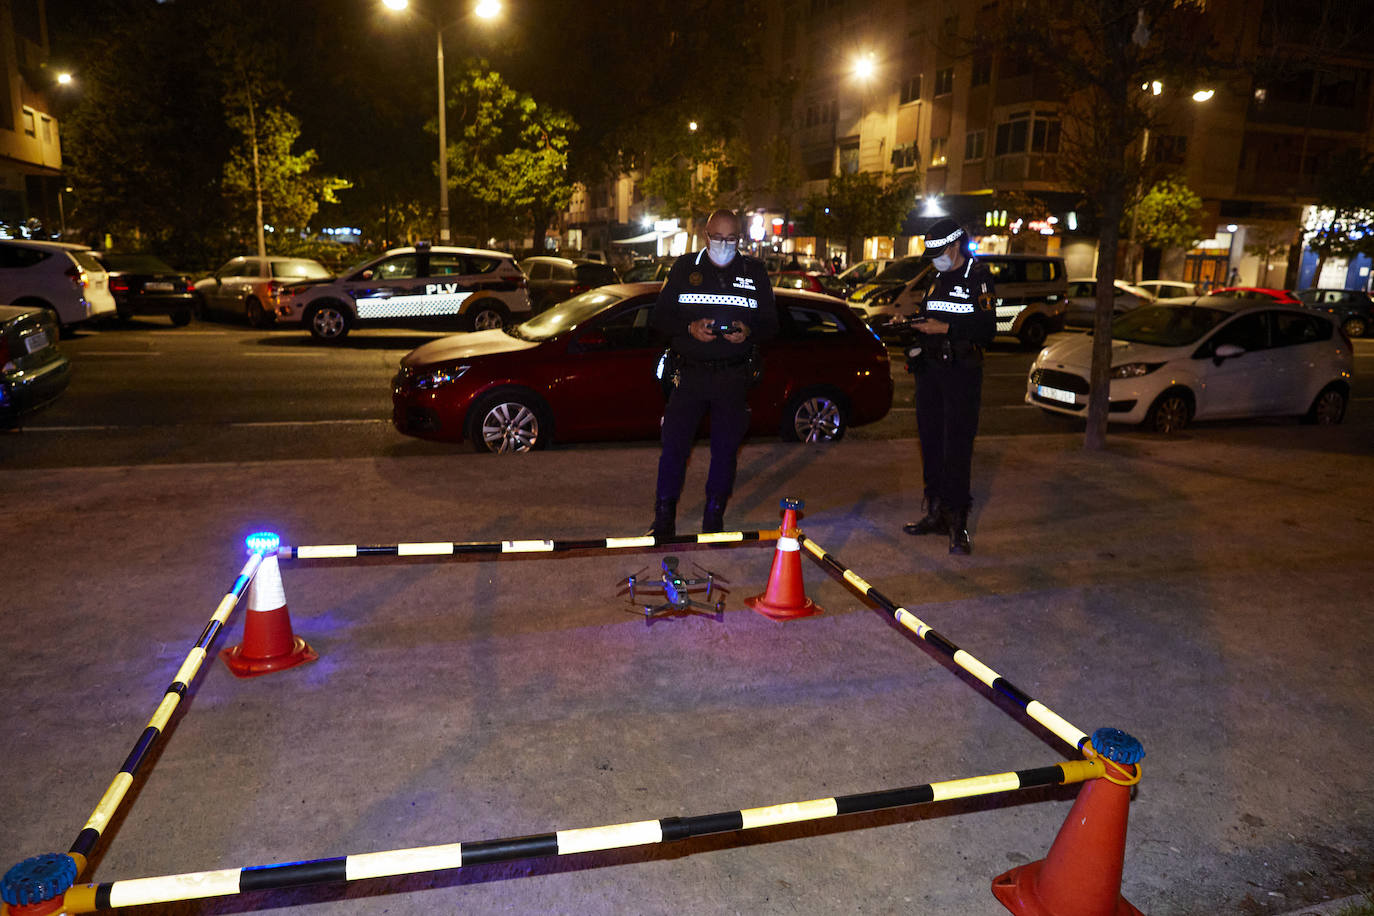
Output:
top-left (1213, 342), bottom-right (1244, 364)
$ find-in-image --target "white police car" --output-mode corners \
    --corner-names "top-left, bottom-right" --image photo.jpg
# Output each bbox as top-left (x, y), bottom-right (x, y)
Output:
top-left (275, 243), bottom-right (532, 341)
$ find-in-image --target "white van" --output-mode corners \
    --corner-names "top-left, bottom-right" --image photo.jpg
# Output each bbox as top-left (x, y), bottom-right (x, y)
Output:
top-left (0, 240), bottom-right (117, 333)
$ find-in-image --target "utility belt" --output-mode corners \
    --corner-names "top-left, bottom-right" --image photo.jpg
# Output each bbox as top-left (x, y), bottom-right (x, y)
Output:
top-left (678, 354), bottom-right (752, 370)
top-left (905, 338), bottom-right (983, 372)
top-left (655, 346), bottom-right (762, 395)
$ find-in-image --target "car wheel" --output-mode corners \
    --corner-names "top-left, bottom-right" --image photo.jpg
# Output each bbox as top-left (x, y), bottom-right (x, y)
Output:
top-left (170, 307), bottom-right (193, 327)
top-left (1342, 316), bottom-right (1368, 338)
top-left (1018, 316), bottom-right (1049, 350)
top-left (1142, 389), bottom-right (1193, 434)
top-left (1302, 385), bottom-right (1346, 425)
top-left (307, 302), bottom-right (350, 341)
top-left (781, 389), bottom-right (849, 442)
top-left (246, 296), bottom-right (275, 329)
top-left (466, 389), bottom-right (551, 453)
top-left (465, 301), bottom-right (508, 332)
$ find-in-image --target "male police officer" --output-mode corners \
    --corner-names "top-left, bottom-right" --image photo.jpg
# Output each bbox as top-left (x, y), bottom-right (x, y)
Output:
top-left (648, 209), bottom-right (779, 536)
top-left (901, 218), bottom-right (996, 554)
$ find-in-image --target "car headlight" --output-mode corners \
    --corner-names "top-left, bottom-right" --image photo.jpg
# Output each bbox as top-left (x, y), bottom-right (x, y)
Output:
top-left (414, 365), bottom-right (470, 390)
top-left (1111, 361), bottom-right (1164, 379)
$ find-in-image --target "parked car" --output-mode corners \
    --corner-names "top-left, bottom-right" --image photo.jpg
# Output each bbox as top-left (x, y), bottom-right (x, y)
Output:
top-left (1292, 288), bottom-right (1374, 338)
top-left (1135, 279), bottom-right (1198, 300)
top-left (518, 256), bottom-right (621, 313)
top-left (855, 253), bottom-right (1069, 349)
top-left (1208, 286), bottom-right (1301, 305)
top-left (0, 239), bottom-right (116, 334)
top-left (391, 282), bottom-right (893, 452)
top-left (1064, 278), bottom-right (1154, 328)
top-left (196, 256), bottom-right (333, 328)
top-left (621, 257), bottom-right (675, 283)
top-left (836, 258), bottom-right (894, 292)
top-left (0, 304), bottom-right (70, 427)
top-left (845, 256), bottom-right (930, 308)
top-left (764, 252), bottom-right (831, 274)
top-left (93, 253), bottom-right (199, 326)
top-left (771, 270), bottom-right (848, 298)
top-left (1027, 298), bottom-right (1351, 434)
top-left (277, 244), bottom-right (531, 341)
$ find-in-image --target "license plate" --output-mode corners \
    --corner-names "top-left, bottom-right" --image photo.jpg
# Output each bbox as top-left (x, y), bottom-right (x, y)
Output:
top-left (1036, 384), bottom-right (1076, 405)
top-left (24, 330), bottom-right (49, 353)
top-left (145, 281), bottom-right (174, 291)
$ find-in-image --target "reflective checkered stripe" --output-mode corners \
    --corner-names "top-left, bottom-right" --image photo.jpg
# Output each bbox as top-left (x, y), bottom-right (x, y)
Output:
top-left (676, 293), bottom-right (759, 309)
top-left (280, 530), bottom-right (777, 560)
top-left (355, 292), bottom-right (471, 319)
top-left (64, 553), bottom-right (266, 873)
top-left (925, 298), bottom-right (974, 314)
top-left (995, 301), bottom-right (1023, 332)
top-left (71, 759), bottom-right (1100, 911)
top-left (797, 534), bottom-right (1091, 753)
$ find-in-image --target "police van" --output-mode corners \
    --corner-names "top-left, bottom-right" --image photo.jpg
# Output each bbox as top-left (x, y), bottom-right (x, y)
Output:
top-left (850, 253), bottom-right (1067, 349)
top-left (275, 242), bottom-right (532, 342)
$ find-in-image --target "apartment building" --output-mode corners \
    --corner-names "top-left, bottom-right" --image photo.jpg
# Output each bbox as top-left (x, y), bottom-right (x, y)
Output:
top-left (0, 0), bottom-right (63, 239)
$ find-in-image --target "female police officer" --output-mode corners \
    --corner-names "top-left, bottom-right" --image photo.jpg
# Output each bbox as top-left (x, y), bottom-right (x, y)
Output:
top-left (901, 218), bottom-right (996, 554)
top-left (647, 209), bottom-right (778, 536)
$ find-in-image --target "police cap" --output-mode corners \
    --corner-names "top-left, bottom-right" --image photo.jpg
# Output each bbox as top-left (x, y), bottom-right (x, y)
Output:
top-left (922, 218), bottom-right (966, 257)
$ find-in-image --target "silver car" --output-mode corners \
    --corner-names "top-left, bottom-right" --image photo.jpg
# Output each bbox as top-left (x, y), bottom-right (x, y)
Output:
top-left (195, 256), bottom-right (333, 328)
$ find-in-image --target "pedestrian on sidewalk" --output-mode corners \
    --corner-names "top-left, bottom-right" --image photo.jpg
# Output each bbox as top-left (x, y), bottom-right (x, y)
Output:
top-left (647, 208), bottom-right (779, 536)
top-left (901, 218), bottom-right (996, 554)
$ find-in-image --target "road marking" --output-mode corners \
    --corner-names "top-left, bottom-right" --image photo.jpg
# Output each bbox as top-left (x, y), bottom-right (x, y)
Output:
top-left (21, 419), bottom-right (390, 432)
top-left (238, 351), bottom-right (332, 357)
top-left (228, 419), bottom-right (390, 428)
top-left (77, 351), bottom-right (163, 357)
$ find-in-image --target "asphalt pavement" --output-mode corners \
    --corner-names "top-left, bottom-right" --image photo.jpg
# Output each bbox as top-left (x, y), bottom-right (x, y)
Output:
top-left (1, 427), bottom-right (1372, 914)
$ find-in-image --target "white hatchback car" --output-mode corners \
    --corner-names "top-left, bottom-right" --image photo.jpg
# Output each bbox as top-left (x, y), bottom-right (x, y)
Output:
top-left (1027, 298), bottom-right (1352, 433)
top-left (0, 239), bottom-right (117, 332)
top-left (1064, 278), bottom-right (1154, 328)
top-left (276, 243), bottom-right (531, 341)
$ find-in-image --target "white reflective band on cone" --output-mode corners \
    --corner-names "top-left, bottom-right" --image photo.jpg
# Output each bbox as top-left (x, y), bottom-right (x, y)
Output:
top-left (778, 536), bottom-right (799, 551)
top-left (247, 555), bottom-right (286, 610)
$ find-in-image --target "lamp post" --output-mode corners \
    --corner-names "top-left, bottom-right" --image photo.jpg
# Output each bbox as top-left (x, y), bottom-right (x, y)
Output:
top-left (383, 0), bottom-right (501, 244)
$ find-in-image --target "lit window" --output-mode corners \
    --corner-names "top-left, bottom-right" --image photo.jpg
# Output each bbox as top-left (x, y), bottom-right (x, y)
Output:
top-left (930, 137), bottom-right (948, 168)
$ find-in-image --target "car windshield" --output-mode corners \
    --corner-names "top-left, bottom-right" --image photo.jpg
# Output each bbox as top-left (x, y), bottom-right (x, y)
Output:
top-left (101, 254), bottom-right (175, 273)
top-left (1110, 305), bottom-right (1232, 346)
top-left (873, 259), bottom-right (926, 282)
top-left (273, 260), bottom-right (331, 279)
top-left (509, 289), bottom-right (624, 341)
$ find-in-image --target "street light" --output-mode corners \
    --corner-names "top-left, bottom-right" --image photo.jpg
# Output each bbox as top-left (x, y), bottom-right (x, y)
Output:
top-left (383, 0), bottom-right (502, 244)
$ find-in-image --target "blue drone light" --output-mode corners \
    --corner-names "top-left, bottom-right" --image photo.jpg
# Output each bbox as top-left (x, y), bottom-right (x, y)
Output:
top-left (245, 531), bottom-right (281, 555)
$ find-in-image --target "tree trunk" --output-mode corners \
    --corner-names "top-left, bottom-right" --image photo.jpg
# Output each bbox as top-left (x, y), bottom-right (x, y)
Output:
top-left (1085, 184), bottom-right (1122, 451)
top-left (247, 93), bottom-right (266, 259)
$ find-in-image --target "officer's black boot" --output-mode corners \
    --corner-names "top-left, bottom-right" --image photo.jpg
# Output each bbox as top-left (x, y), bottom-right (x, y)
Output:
top-left (947, 506), bottom-right (972, 555)
top-left (647, 498), bottom-right (677, 538)
top-left (702, 496), bottom-right (728, 534)
top-left (902, 497), bottom-right (948, 536)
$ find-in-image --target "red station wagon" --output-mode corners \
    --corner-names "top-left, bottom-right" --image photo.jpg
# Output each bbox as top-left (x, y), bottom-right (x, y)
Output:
top-left (392, 282), bottom-right (893, 452)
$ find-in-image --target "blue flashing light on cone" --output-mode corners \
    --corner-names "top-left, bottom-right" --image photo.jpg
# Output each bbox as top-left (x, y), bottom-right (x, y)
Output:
top-left (221, 532), bottom-right (317, 678)
top-left (746, 498), bottom-right (821, 620)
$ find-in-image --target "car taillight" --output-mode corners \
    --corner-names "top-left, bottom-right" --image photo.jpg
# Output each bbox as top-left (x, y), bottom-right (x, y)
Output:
top-left (110, 278), bottom-right (130, 293)
top-left (65, 263), bottom-right (87, 289)
top-left (569, 284), bottom-right (590, 296)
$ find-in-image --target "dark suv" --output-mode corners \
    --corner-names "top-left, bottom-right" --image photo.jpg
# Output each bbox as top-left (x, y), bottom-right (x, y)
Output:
top-left (1294, 288), bottom-right (1373, 338)
top-left (518, 256), bottom-right (621, 313)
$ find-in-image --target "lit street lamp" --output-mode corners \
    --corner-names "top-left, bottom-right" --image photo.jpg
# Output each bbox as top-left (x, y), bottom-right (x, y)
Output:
top-left (383, 0), bottom-right (501, 244)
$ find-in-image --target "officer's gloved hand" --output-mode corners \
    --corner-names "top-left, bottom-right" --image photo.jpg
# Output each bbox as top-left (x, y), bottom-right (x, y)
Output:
top-left (904, 343), bottom-right (922, 374)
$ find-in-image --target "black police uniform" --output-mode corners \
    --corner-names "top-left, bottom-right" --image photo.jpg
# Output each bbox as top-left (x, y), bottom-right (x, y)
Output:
top-left (909, 253), bottom-right (996, 533)
top-left (650, 247), bottom-right (778, 532)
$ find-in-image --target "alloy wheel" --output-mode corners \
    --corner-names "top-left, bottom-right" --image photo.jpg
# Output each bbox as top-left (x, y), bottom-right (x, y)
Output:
top-left (792, 396), bottom-right (843, 442)
top-left (479, 401), bottom-right (541, 452)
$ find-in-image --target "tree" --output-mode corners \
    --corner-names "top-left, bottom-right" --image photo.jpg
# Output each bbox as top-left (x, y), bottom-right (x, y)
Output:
top-left (440, 63), bottom-right (577, 249)
top-left (802, 172), bottom-right (919, 265)
top-left (1303, 150), bottom-right (1374, 283)
top-left (1004, 0), bottom-right (1218, 450)
top-left (1132, 177), bottom-right (1203, 252)
top-left (1244, 223), bottom-right (1295, 287)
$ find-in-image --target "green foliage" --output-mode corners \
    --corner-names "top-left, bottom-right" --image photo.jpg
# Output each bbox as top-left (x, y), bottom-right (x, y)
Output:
top-left (1305, 150), bottom-right (1374, 263)
top-left (1132, 178), bottom-right (1203, 249)
top-left (441, 63), bottom-right (577, 246)
top-left (801, 172), bottom-right (918, 259)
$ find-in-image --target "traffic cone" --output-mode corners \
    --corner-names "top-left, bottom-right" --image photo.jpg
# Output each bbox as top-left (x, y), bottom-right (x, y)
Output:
top-left (746, 498), bottom-right (821, 620)
top-left (220, 552), bottom-right (317, 678)
top-left (992, 729), bottom-right (1145, 916)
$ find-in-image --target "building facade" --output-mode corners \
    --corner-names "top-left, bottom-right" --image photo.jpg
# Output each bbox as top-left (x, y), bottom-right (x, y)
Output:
top-left (0, 0), bottom-right (63, 239)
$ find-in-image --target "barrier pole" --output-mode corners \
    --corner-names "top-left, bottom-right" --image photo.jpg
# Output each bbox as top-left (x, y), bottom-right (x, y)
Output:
top-left (278, 528), bottom-right (780, 561)
top-left (11, 758), bottom-right (1103, 914)
top-left (797, 534), bottom-right (1091, 755)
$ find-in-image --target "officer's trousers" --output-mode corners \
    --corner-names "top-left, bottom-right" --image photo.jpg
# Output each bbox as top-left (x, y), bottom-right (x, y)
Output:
top-left (655, 365), bottom-right (752, 502)
top-left (914, 359), bottom-right (983, 512)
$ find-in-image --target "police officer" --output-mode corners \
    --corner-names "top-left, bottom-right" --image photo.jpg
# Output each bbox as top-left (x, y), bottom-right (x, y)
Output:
top-left (901, 218), bottom-right (996, 554)
top-left (648, 209), bottom-right (779, 536)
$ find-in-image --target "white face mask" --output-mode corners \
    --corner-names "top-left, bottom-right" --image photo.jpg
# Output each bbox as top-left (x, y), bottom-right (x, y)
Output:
top-left (932, 252), bottom-right (955, 272)
top-left (707, 239), bottom-right (737, 267)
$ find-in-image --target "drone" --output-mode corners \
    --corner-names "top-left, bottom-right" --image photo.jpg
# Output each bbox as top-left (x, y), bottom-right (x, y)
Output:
top-left (620, 555), bottom-right (726, 620)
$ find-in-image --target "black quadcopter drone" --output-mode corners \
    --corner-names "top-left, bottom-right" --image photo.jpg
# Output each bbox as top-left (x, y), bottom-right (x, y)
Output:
top-left (620, 556), bottom-right (726, 620)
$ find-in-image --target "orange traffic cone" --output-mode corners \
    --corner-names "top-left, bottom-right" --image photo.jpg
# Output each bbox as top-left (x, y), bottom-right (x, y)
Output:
top-left (992, 729), bottom-right (1145, 916)
top-left (221, 551), bottom-right (317, 678)
top-left (746, 498), bottom-right (821, 620)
